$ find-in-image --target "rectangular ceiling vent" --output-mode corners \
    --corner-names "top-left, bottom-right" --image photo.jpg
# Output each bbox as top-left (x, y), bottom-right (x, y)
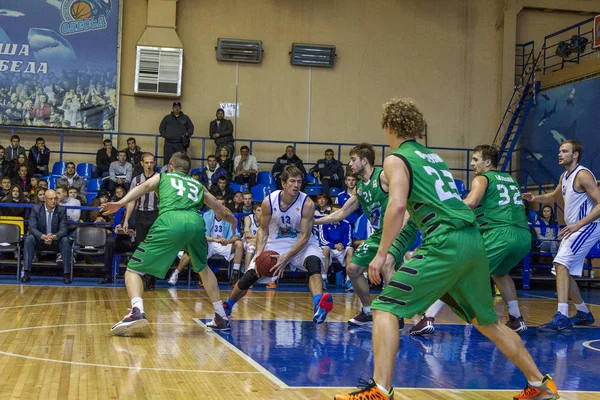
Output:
top-left (134, 46), bottom-right (183, 97)
top-left (217, 38), bottom-right (263, 63)
top-left (290, 43), bottom-right (336, 68)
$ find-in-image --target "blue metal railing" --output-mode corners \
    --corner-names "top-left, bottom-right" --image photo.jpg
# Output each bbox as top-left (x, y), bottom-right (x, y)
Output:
top-left (1, 125), bottom-right (477, 190)
top-left (515, 41), bottom-right (534, 84)
top-left (543, 17), bottom-right (595, 74)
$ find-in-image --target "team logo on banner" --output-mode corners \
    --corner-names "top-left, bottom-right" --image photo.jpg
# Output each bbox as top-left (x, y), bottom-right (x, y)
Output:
top-left (60, 0), bottom-right (113, 35)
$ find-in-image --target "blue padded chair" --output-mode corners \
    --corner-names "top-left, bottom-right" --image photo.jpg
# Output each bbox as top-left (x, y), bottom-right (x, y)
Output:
top-left (76, 163), bottom-right (97, 179)
top-left (454, 179), bottom-right (467, 197)
top-left (52, 162), bottom-right (68, 177)
top-left (47, 175), bottom-right (58, 190)
top-left (190, 168), bottom-right (203, 175)
top-left (329, 187), bottom-right (341, 197)
top-left (87, 178), bottom-right (102, 192)
top-left (585, 241), bottom-right (600, 277)
top-left (257, 171), bottom-right (275, 186)
top-left (305, 173), bottom-right (318, 186)
top-left (251, 185), bottom-right (275, 203)
top-left (304, 186), bottom-right (322, 196)
top-left (86, 192), bottom-right (98, 205)
top-left (230, 183), bottom-right (247, 193)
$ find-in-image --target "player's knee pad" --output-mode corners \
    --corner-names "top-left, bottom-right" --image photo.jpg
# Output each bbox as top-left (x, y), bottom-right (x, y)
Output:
top-left (237, 269), bottom-right (259, 290)
top-left (304, 256), bottom-right (322, 276)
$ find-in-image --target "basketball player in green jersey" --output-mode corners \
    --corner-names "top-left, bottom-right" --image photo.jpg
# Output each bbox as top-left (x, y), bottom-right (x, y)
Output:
top-left (101, 152), bottom-right (237, 335)
top-left (315, 143), bottom-right (418, 328)
top-left (410, 144), bottom-right (531, 336)
top-left (335, 99), bottom-right (558, 400)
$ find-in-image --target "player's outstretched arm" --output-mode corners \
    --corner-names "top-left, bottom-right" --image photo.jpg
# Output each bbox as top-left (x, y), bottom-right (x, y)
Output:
top-left (101, 173), bottom-right (161, 215)
top-left (314, 193), bottom-right (359, 225)
top-left (523, 177), bottom-right (562, 204)
top-left (204, 190), bottom-right (237, 227)
top-left (463, 176), bottom-right (488, 209)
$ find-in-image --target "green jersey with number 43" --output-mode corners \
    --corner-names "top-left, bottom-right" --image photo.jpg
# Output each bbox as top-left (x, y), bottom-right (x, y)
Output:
top-left (356, 167), bottom-right (388, 232)
top-left (475, 171), bottom-right (528, 232)
top-left (157, 171), bottom-right (204, 215)
top-left (392, 140), bottom-right (475, 238)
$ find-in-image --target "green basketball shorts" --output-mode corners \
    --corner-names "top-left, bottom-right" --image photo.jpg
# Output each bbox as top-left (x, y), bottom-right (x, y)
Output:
top-left (351, 222), bottom-right (418, 269)
top-left (483, 226), bottom-right (531, 276)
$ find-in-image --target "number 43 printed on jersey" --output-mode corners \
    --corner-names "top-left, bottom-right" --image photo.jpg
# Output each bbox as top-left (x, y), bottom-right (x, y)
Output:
top-left (170, 178), bottom-right (200, 201)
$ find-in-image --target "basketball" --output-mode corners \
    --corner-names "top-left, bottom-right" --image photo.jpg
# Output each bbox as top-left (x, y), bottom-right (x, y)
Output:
top-left (255, 250), bottom-right (279, 277)
top-left (71, 1), bottom-right (93, 20)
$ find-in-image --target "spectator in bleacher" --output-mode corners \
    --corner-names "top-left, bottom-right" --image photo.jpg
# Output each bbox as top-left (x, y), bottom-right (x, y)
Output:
top-left (28, 137), bottom-right (50, 176)
top-left (95, 139), bottom-right (117, 178)
top-left (209, 108), bottom-right (235, 159)
top-left (233, 191), bottom-right (243, 211)
top-left (272, 145), bottom-right (306, 190)
top-left (0, 176), bottom-right (11, 199)
top-left (199, 154), bottom-right (227, 188)
top-left (122, 137), bottom-right (143, 176)
top-left (233, 146), bottom-right (258, 188)
top-left (21, 189), bottom-right (72, 284)
top-left (38, 179), bottom-right (48, 190)
top-left (210, 176), bottom-right (235, 211)
top-left (57, 162), bottom-right (87, 203)
top-left (32, 187), bottom-right (46, 205)
top-left (113, 186), bottom-right (126, 203)
top-left (0, 146), bottom-right (9, 179)
top-left (241, 202), bottom-right (262, 271)
top-left (309, 148), bottom-right (344, 197)
top-left (319, 204), bottom-right (353, 289)
top-left (107, 150), bottom-right (132, 194)
top-left (191, 171), bottom-right (201, 183)
top-left (87, 191), bottom-right (112, 224)
top-left (314, 193), bottom-right (331, 218)
top-left (217, 147), bottom-right (234, 181)
top-left (5, 135), bottom-right (26, 162)
top-left (0, 184), bottom-right (29, 218)
top-left (8, 153), bottom-right (32, 179)
top-left (30, 94), bottom-right (51, 124)
top-left (56, 184), bottom-right (81, 223)
top-left (335, 173), bottom-right (363, 226)
top-left (13, 165), bottom-right (32, 193)
top-left (534, 205), bottom-right (559, 256)
top-left (159, 101), bottom-right (194, 164)
top-left (236, 191), bottom-right (253, 214)
top-left (99, 218), bottom-right (136, 285)
top-left (68, 186), bottom-right (83, 204)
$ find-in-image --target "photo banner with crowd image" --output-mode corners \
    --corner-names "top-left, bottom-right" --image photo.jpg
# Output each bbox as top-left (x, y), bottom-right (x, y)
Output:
top-left (0, 0), bottom-right (120, 131)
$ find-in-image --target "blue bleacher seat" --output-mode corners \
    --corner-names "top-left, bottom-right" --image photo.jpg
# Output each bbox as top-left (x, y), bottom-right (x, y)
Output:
top-left (304, 186), bottom-right (322, 196)
top-left (52, 162), bottom-right (68, 176)
top-left (257, 171), bottom-right (275, 186)
top-left (87, 178), bottom-right (102, 192)
top-left (86, 192), bottom-right (98, 205)
top-left (251, 185), bottom-right (275, 202)
top-left (47, 176), bottom-right (58, 190)
top-left (230, 183), bottom-right (247, 193)
top-left (76, 163), bottom-right (97, 179)
top-left (305, 173), bottom-right (318, 186)
top-left (454, 179), bottom-right (466, 197)
top-left (528, 210), bottom-right (538, 224)
top-left (329, 187), bottom-right (341, 197)
top-left (190, 168), bottom-right (203, 175)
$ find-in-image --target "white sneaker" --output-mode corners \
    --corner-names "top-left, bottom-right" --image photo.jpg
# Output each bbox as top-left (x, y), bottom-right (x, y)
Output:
top-left (168, 271), bottom-right (179, 285)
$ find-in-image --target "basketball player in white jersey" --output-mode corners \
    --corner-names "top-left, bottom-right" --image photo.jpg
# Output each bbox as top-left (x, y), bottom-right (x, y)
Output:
top-left (242, 202), bottom-right (262, 271)
top-left (524, 140), bottom-right (599, 331)
top-left (222, 165), bottom-right (334, 324)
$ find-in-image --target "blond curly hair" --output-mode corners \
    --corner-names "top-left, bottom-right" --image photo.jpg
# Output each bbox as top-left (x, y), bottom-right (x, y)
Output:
top-left (381, 98), bottom-right (426, 139)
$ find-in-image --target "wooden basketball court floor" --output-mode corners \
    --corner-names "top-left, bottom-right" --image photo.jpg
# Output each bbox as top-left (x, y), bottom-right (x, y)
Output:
top-left (0, 281), bottom-right (598, 399)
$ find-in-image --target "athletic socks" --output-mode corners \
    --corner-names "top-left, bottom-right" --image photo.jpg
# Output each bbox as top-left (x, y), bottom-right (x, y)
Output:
top-left (131, 297), bottom-right (144, 313)
top-left (376, 382), bottom-right (391, 396)
top-left (576, 302), bottom-right (590, 313)
top-left (233, 263), bottom-right (241, 271)
top-left (425, 299), bottom-right (445, 318)
top-left (226, 298), bottom-right (237, 310)
top-left (528, 380), bottom-right (543, 387)
top-left (213, 301), bottom-right (227, 319)
top-left (362, 306), bottom-right (372, 315)
top-left (507, 300), bottom-right (521, 318)
top-left (558, 303), bottom-right (569, 316)
top-left (313, 294), bottom-right (322, 312)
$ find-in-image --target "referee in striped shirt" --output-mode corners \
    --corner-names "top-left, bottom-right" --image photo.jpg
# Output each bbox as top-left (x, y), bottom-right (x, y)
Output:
top-left (124, 152), bottom-right (159, 246)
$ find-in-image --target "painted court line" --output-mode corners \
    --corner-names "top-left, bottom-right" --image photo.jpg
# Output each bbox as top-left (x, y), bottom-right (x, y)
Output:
top-left (193, 318), bottom-right (288, 389)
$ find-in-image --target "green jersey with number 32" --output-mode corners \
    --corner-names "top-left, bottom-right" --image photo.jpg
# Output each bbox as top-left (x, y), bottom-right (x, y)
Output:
top-left (157, 171), bottom-right (204, 215)
top-left (355, 167), bottom-right (388, 233)
top-left (392, 140), bottom-right (475, 238)
top-left (475, 171), bottom-right (528, 231)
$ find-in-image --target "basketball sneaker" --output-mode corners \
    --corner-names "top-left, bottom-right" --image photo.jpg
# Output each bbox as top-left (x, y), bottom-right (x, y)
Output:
top-left (206, 313), bottom-right (231, 331)
top-left (506, 315), bottom-right (528, 333)
top-left (229, 269), bottom-right (241, 287)
top-left (313, 292), bottom-right (334, 324)
top-left (513, 374), bottom-right (559, 400)
top-left (111, 307), bottom-right (148, 336)
top-left (266, 282), bottom-right (277, 289)
top-left (409, 315), bottom-right (435, 336)
top-left (348, 310), bottom-right (373, 327)
top-left (167, 270), bottom-right (179, 286)
top-left (222, 301), bottom-right (232, 319)
top-left (570, 310), bottom-right (595, 326)
top-left (334, 378), bottom-right (394, 400)
top-left (538, 312), bottom-right (573, 333)
top-left (343, 279), bottom-right (354, 291)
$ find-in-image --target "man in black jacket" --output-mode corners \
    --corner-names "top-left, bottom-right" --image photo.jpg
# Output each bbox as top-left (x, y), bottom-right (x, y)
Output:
top-left (209, 108), bottom-right (234, 159)
top-left (96, 139), bottom-right (118, 177)
top-left (272, 145), bottom-right (307, 190)
top-left (22, 189), bottom-right (73, 284)
top-left (309, 148), bottom-right (345, 196)
top-left (122, 137), bottom-right (144, 176)
top-left (159, 101), bottom-right (194, 165)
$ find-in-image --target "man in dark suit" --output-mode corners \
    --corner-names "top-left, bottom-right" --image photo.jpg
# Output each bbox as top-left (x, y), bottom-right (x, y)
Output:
top-left (22, 189), bottom-right (73, 284)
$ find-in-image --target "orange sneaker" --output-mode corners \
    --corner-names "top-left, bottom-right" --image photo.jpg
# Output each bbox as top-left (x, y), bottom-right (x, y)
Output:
top-left (513, 375), bottom-right (559, 400)
top-left (334, 379), bottom-right (393, 400)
